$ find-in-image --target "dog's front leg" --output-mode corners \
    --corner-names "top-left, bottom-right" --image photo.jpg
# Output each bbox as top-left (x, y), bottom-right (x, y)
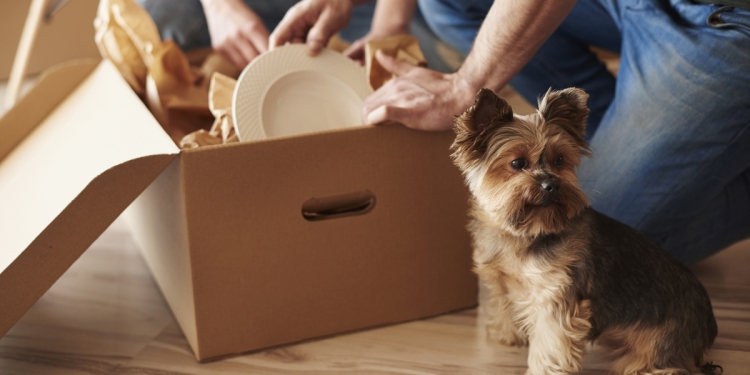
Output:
top-left (477, 268), bottom-right (528, 347)
top-left (524, 300), bottom-right (591, 375)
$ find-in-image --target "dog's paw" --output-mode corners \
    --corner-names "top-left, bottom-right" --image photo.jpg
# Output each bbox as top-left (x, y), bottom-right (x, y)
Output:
top-left (487, 325), bottom-right (528, 347)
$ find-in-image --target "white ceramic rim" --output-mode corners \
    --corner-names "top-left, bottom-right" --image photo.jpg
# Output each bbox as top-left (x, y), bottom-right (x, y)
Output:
top-left (232, 44), bottom-right (372, 142)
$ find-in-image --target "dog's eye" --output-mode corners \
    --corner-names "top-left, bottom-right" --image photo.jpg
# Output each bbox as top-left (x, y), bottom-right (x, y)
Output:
top-left (511, 159), bottom-right (526, 170)
top-left (554, 156), bottom-right (564, 167)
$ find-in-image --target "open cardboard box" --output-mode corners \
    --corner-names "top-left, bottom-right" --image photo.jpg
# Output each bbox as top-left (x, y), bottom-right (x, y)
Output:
top-left (0, 0), bottom-right (100, 80)
top-left (0, 58), bottom-right (478, 361)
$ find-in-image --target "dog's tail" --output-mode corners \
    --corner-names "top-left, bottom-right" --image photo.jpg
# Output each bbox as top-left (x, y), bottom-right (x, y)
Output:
top-left (699, 362), bottom-right (723, 375)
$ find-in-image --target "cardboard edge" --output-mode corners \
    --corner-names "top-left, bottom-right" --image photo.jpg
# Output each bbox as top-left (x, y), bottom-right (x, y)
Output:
top-left (123, 156), bottom-right (201, 359)
top-left (0, 153), bottom-right (176, 338)
top-left (181, 158), bottom-right (204, 358)
top-left (181, 123), bottom-right (446, 154)
top-left (0, 58), bottom-right (100, 162)
top-left (197, 303), bottom-right (478, 363)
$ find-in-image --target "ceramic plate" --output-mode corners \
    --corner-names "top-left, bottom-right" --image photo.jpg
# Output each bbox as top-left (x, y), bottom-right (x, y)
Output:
top-left (232, 44), bottom-right (372, 141)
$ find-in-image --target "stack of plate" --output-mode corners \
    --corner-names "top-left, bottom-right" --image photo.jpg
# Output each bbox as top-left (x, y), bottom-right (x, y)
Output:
top-left (232, 44), bottom-right (372, 141)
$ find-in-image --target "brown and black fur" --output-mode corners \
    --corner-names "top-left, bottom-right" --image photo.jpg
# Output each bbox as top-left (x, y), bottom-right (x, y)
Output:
top-left (450, 88), bottom-right (720, 375)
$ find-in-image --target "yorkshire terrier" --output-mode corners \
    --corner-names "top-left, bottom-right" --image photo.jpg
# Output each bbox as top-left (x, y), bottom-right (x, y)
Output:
top-left (450, 88), bottom-right (720, 375)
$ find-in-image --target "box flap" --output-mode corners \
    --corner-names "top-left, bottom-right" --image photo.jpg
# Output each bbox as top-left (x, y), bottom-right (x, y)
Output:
top-left (0, 0), bottom-right (100, 80)
top-left (0, 60), bottom-right (179, 337)
top-left (0, 59), bottom-right (100, 162)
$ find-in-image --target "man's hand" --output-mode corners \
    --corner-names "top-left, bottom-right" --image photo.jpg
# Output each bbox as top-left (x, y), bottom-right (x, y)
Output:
top-left (362, 51), bottom-right (477, 131)
top-left (343, 29), bottom-right (407, 65)
top-left (343, 0), bottom-right (415, 64)
top-left (364, 0), bottom-right (577, 131)
top-left (269, 0), bottom-right (354, 56)
top-left (201, 0), bottom-right (269, 69)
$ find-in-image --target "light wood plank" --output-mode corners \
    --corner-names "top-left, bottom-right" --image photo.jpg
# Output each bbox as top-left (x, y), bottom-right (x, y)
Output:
top-left (1, 215), bottom-right (748, 374)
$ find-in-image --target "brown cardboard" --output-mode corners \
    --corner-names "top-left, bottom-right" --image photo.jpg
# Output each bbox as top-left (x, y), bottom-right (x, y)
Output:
top-left (1, 59), bottom-right (477, 361)
top-left (0, 0), bottom-right (100, 80)
top-left (0, 60), bottom-right (178, 337)
top-left (0, 60), bottom-right (97, 162)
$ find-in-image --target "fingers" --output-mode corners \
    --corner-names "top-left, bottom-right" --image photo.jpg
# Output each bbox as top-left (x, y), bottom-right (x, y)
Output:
top-left (219, 35), bottom-right (262, 69)
top-left (231, 23), bottom-right (269, 67)
top-left (360, 70), bottom-right (452, 130)
top-left (375, 50), bottom-right (416, 77)
top-left (245, 23), bottom-right (270, 54)
top-left (220, 44), bottom-right (248, 70)
top-left (343, 39), bottom-right (365, 64)
top-left (270, 0), bottom-right (352, 55)
top-left (269, 2), bottom-right (310, 50)
top-left (234, 42), bottom-right (259, 67)
top-left (305, 7), bottom-right (337, 56)
top-left (364, 105), bottom-right (411, 126)
top-left (203, 1), bottom-right (271, 69)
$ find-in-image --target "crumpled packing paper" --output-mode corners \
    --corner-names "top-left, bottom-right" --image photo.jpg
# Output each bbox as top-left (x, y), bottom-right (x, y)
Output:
top-left (365, 35), bottom-right (427, 91)
top-left (180, 73), bottom-right (238, 148)
top-left (94, 0), bottom-right (239, 145)
top-left (94, 0), bottom-right (161, 95)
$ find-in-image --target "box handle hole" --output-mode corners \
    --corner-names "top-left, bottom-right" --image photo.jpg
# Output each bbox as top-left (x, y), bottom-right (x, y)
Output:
top-left (302, 189), bottom-right (375, 221)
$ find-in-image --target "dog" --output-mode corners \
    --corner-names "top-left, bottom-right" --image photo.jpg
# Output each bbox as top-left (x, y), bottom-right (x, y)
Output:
top-left (450, 88), bottom-right (720, 375)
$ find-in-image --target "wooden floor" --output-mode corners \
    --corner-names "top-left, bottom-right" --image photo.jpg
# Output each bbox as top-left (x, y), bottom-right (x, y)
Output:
top-left (0, 216), bottom-right (749, 375)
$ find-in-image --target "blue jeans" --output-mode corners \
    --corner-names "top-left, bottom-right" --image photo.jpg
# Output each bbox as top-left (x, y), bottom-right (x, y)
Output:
top-left (419, 0), bottom-right (750, 264)
top-left (137, 0), bottom-right (454, 72)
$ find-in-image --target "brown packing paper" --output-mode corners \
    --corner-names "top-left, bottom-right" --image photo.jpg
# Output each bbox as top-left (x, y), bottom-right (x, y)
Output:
top-left (95, 0), bottom-right (239, 143)
top-left (326, 34), bottom-right (351, 54)
top-left (180, 73), bottom-right (239, 148)
top-left (94, 0), bottom-right (161, 95)
top-left (145, 41), bottom-right (210, 130)
top-left (365, 35), bottom-right (427, 91)
top-left (146, 44), bottom-right (240, 142)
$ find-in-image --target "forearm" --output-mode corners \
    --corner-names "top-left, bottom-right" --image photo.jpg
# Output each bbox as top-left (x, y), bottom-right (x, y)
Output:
top-left (371, 0), bottom-right (416, 34)
top-left (200, 0), bottom-right (239, 8)
top-left (457, 0), bottom-right (577, 93)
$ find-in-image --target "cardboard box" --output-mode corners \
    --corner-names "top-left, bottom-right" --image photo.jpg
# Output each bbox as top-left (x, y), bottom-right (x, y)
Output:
top-left (0, 0), bottom-right (100, 80)
top-left (0, 59), bottom-right (477, 361)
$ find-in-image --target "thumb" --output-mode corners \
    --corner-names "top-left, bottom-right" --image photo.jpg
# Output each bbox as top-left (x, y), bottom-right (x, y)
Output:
top-left (375, 50), bottom-right (416, 77)
top-left (342, 39), bottom-right (365, 61)
top-left (364, 105), bottom-right (411, 126)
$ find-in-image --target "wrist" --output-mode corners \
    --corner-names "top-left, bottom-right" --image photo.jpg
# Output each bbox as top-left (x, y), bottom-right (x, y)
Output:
top-left (369, 0), bottom-right (414, 37)
top-left (201, 0), bottom-right (235, 11)
top-left (370, 17), bottom-right (410, 37)
top-left (367, 27), bottom-right (409, 40)
top-left (454, 68), bottom-right (486, 98)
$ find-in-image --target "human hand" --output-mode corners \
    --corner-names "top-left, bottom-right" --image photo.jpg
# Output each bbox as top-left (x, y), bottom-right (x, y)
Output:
top-left (362, 50), bottom-right (478, 131)
top-left (201, 0), bottom-right (269, 69)
top-left (343, 28), bottom-right (410, 65)
top-left (269, 0), bottom-right (353, 56)
top-left (344, 0), bottom-right (414, 64)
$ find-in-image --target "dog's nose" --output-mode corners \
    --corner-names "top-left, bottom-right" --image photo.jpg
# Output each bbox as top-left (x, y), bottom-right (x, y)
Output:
top-left (540, 179), bottom-right (559, 194)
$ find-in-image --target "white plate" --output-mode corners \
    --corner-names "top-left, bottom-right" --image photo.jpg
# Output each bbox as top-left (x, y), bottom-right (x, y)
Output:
top-left (232, 44), bottom-right (372, 142)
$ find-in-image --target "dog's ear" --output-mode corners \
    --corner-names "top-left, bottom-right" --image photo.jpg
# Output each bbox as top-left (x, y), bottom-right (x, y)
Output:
top-left (451, 89), bottom-right (514, 165)
top-left (455, 88), bottom-right (514, 135)
top-left (538, 88), bottom-right (589, 142)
